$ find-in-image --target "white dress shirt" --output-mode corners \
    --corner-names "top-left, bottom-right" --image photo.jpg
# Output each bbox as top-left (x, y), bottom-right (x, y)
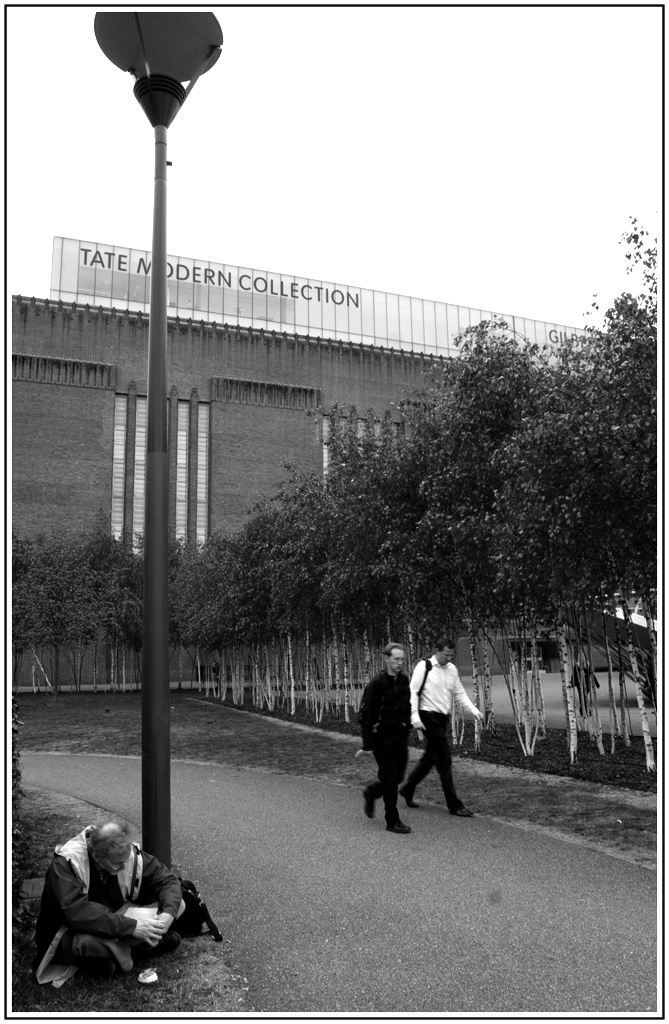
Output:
top-left (409, 655), bottom-right (479, 727)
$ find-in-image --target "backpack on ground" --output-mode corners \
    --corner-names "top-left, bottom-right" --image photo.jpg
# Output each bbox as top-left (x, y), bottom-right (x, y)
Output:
top-left (174, 878), bottom-right (223, 942)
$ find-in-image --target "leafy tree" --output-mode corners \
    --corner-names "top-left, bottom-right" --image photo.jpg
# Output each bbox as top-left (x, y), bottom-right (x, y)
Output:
top-left (11, 536), bottom-right (34, 689)
top-left (11, 221), bottom-right (655, 762)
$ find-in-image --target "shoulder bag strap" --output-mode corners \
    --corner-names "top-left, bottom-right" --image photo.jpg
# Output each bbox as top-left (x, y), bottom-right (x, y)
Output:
top-left (416, 658), bottom-right (432, 704)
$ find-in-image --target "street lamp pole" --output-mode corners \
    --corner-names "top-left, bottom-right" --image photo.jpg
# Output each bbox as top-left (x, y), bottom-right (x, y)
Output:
top-left (95, 13), bottom-right (222, 865)
top-left (142, 118), bottom-right (171, 864)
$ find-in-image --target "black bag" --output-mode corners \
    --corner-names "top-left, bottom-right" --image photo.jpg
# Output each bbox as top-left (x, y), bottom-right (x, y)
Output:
top-left (174, 878), bottom-right (223, 942)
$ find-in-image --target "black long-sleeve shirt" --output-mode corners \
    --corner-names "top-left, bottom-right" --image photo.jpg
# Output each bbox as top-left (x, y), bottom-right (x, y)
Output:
top-left (359, 670), bottom-right (411, 750)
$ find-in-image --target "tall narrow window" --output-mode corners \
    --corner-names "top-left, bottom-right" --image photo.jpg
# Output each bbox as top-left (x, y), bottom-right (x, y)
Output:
top-left (175, 401), bottom-right (189, 541)
top-left (111, 395), bottom-right (127, 539)
top-left (132, 397), bottom-right (147, 546)
top-left (196, 404), bottom-right (209, 544)
top-left (322, 415), bottom-right (331, 476)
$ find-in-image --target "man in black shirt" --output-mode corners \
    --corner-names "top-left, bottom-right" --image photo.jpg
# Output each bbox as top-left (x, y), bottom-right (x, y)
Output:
top-left (357, 643), bottom-right (412, 834)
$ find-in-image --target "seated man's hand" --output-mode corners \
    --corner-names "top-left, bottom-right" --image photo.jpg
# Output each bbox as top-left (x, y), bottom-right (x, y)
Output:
top-left (123, 905), bottom-right (166, 946)
top-left (155, 911), bottom-right (174, 934)
top-left (131, 913), bottom-right (165, 946)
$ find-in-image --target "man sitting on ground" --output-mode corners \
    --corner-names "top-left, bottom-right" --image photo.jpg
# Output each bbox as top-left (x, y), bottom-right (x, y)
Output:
top-left (34, 821), bottom-right (185, 986)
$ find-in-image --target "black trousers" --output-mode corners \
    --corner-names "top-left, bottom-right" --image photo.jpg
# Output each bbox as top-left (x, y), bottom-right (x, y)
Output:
top-left (365, 729), bottom-right (409, 825)
top-left (403, 710), bottom-right (464, 812)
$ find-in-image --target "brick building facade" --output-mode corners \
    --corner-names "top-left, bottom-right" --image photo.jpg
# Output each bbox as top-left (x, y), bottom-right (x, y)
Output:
top-left (12, 295), bottom-right (440, 541)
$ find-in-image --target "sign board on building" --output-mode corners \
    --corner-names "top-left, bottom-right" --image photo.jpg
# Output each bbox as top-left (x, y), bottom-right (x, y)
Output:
top-left (50, 237), bottom-right (584, 354)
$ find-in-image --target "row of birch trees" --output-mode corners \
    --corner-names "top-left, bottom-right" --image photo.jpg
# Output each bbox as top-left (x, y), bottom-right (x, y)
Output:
top-left (12, 223), bottom-right (657, 768)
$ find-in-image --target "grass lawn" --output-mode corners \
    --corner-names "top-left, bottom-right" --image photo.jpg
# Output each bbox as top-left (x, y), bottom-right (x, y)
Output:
top-left (12, 688), bottom-right (657, 1014)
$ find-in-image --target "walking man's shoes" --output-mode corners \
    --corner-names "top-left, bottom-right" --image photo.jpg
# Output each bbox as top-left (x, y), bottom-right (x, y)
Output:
top-left (399, 786), bottom-right (419, 808)
top-left (363, 789), bottom-right (375, 818)
top-left (450, 807), bottom-right (474, 817)
top-left (386, 820), bottom-right (412, 834)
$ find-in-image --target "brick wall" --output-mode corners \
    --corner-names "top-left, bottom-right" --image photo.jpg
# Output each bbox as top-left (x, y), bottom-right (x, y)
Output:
top-left (12, 360), bottom-right (116, 537)
top-left (210, 379), bottom-right (322, 533)
top-left (12, 296), bottom-right (442, 538)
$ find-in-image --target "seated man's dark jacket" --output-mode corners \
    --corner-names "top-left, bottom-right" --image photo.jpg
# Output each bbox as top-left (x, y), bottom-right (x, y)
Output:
top-left (35, 842), bottom-right (182, 958)
top-left (359, 670), bottom-right (411, 750)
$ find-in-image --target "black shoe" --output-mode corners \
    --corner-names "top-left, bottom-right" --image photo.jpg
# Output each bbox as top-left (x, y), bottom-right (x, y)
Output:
top-left (363, 789), bottom-right (376, 819)
top-left (77, 957), bottom-right (117, 979)
top-left (132, 931), bottom-right (181, 962)
top-left (399, 786), bottom-right (419, 808)
top-left (386, 820), bottom-right (411, 834)
top-left (450, 806), bottom-right (474, 817)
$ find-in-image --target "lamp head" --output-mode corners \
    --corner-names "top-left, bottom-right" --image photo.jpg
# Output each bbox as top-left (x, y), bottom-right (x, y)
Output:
top-left (95, 12), bottom-right (222, 127)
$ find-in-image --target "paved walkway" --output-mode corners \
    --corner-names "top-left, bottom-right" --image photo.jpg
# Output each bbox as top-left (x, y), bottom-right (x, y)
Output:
top-left (21, 750), bottom-right (658, 1014)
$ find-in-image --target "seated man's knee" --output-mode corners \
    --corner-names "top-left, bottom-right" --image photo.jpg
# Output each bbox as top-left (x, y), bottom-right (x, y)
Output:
top-left (60, 931), bottom-right (115, 963)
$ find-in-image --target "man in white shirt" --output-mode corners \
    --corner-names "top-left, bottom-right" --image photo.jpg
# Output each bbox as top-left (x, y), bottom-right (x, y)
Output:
top-left (399, 637), bottom-right (483, 817)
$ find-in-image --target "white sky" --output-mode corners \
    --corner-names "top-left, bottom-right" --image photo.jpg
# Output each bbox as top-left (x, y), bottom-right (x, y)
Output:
top-left (6, 4), bottom-right (662, 330)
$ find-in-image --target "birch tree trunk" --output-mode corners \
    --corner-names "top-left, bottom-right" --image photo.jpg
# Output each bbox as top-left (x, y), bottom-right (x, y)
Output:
top-left (583, 615), bottom-right (605, 756)
top-left (52, 646), bottom-right (61, 694)
top-left (468, 628), bottom-right (482, 753)
top-left (519, 635), bottom-right (532, 756)
top-left (249, 648), bottom-right (256, 707)
top-left (341, 629), bottom-right (351, 724)
top-left (363, 630), bottom-right (370, 681)
top-left (451, 703), bottom-right (465, 746)
top-left (315, 641), bottom-right (324, 723)
top-left (253, 650), bottom-right (260, 705)
top-left (32, 648), bottom-right (54, 693)
top-left (621, 615), bottom-right (656, 772)
top-left (406, 624), bottom-right (416, 667)
top-left (263, 643), bottom-right (274, 711)
top-left (324, 631), bottom-right (334, 722)
top-left (479, 629), bottom-right (496, 736)
top-left (500, 629), bottom-right (521, 722)
top-left (231, 650), bottom-right (241, 706)
top-left (603, 631), bottom-right (619, 753)
top-left (218, 650), bottom-right (225, 703)
top-left (574, 649), bottom-right (595, 741)
top-left (302, 626), bottom-right (310, 714)
top-left (32, 651), bottom-right (53, 692)
top-left (531, 632), bottom-right (546, 741)
top-left (610, 615), bottom-right (632, 747)
top-left (332, 626), bottom-right (341, 715)
top-left (504, 645), bottom-right (528, 756)
top-left (287, 632), bottom-right (296, 717)
top-left (641, 593), bottom-right (657, 713)
top-left (513, 622), bottom-right (533, 755)
top-left (526, 634), bottom-right (540, 756)
top-left (556, 621), bottom-right (578, 763)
